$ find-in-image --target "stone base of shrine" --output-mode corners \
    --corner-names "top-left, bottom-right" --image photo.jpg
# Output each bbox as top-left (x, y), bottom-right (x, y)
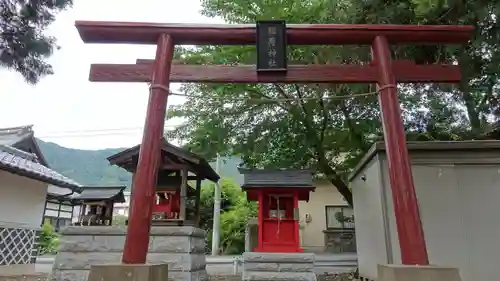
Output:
top-left (376, 264), bottom-right (462, 281)
top-left (49, 226), bottom-right (207, 281)
top-left (242, 252), bottom-right (316, 281)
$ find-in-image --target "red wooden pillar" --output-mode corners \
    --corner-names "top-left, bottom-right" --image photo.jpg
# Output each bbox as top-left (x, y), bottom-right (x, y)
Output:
top-left (122, 34), bottom-right (175, 264)
top-left (371, 36), bottom-right (429, 265)
top-left (293, 190), bottom-right (300, 252)
top-left (257, 190), bottom-right (264, 251)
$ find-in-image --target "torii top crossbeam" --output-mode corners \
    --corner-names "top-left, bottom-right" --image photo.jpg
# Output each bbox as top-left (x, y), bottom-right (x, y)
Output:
top-left (75, 21), bottom-right (472, 45)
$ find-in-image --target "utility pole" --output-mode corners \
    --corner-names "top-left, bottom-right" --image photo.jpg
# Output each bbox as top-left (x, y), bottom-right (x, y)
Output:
top-left (211, 153), bottom-right (221, 255)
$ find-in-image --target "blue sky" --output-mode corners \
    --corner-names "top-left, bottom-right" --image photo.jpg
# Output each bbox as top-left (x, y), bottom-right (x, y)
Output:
top-left (0, 0), bottom-right (223, 149)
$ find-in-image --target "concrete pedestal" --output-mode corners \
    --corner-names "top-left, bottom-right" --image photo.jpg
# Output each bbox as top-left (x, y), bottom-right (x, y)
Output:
top-left (50, 226), bottom-right (206, 281)
top-left (377, 264), bottom-right (462, 281)
top-left (242, 252), bottom-right (316, 281)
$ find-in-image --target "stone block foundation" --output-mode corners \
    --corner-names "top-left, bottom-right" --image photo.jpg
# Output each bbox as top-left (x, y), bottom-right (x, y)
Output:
top-left (50, 226), bottom-right (207, 281)
top-left (242, 252), bottom-right (317, 281)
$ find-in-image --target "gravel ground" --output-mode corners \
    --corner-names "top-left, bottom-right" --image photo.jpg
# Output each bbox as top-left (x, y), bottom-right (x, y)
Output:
top-left (0, 273), bottom-right (354, 281)
top-left (208, 273), bottom-right (357, 281)
top-left (3, 272), bottom-right (357, 281)
top-left (0, 274), bottom-right (48, 281)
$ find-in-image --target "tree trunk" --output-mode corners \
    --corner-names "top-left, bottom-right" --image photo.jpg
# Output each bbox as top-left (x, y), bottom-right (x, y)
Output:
top-left (329, 177), bottom-right (354, 207)
top-left (318, 160), bottom-right (354, 207)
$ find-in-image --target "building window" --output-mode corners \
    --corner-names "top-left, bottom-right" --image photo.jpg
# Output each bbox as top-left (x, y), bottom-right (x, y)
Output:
top-left (44, 217), bottom-right (71, 231)
top-left (325, 206), bottom-right (354, 229)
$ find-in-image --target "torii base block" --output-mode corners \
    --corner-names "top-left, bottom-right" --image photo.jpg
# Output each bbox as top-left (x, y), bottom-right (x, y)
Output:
top-left (87, 264), bottom-right (168, 281)
top-left (377, 264), bottom-right (462, 281)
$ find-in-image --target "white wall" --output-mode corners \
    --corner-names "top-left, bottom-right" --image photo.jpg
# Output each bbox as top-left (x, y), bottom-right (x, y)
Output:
top-left (113, 191), bottom-right (131, 217)
top-left (353, 153), bottom-right (500, 281)
top-left (72, 205), bottom-right (81, 222)
top-left (298, 180), bottom-right (349, 251)
top-left (47, 184), bottom-right (73, 196)
top-left (0, 170), bottom-right (47, 228)
top-left (351, 156), bottom-right (390, 279)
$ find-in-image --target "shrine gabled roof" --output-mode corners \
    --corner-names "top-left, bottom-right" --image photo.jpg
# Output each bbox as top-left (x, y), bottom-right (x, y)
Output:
top-left (238, 167), bottom-right (315, 189)
top-left (0, 144), bottom-right (82, 191)
top-left (71, 186), bottom-right (126, 203)
top-left (107, 138), bottom-right (220, 182)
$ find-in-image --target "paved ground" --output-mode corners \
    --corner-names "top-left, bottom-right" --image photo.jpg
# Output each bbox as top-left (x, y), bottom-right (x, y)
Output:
top-left (36, 253), bottom-right (357, 275)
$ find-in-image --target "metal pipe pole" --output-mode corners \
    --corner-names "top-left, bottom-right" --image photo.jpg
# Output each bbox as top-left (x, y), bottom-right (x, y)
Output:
top-left (211, 153), bottom-right (221, 255)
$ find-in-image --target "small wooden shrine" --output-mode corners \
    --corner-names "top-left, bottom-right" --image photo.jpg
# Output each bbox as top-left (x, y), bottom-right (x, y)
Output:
top-left (107, 138), bottom-right (219, 226)
top-left (238, 168), bottom-right (315, 253)
top-left (71, 186), bottom-right (126, 226)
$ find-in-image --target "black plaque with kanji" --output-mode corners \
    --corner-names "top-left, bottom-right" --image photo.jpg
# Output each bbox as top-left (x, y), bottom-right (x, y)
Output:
top-left (256, 20), bottom-right (288, 72)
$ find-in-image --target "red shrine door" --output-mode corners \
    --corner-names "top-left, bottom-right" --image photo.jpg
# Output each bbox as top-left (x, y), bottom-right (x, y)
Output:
top-left (152, 191), bottom-right (180, 219)
top-left (258, 192), bottom-right (301, 253)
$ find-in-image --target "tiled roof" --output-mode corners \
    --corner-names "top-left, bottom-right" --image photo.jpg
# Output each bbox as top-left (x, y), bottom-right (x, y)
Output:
top-left (107, 138), bottom-right (220, 182)
top-left (0, 125), bottom-right (48, 167)
top-left (0, 145), bottom-right (82, 190)
top-left (0, 125), bottom-right (34, 146)
top-left (71, 186), bottom-right (126, 203)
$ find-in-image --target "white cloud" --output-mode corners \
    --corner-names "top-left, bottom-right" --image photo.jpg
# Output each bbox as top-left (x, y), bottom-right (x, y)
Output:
top-left (0, 0), bottom-right (223, 150)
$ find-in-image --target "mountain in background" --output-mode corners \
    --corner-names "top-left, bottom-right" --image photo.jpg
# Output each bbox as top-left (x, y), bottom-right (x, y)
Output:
top-left (36, 139), bottom-right (243, 188)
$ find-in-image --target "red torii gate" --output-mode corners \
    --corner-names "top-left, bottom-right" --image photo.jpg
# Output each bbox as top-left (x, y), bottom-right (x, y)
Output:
top-left (75, 21), bottom-right (473, 265)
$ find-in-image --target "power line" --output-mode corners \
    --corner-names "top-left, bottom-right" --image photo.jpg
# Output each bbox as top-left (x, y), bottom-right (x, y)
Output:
top-left (37, 86), bottom-right (390, 139)
top-left (41, 127), bottom-right (146, 134)
top-left (39, 125), bottom-right (180, 135)
top-left (37, 126), bottom-right (181, 139)
top-left (166, 86), bottom-right (387, 102)
top-left (38, 132), bottom-right (145, 139)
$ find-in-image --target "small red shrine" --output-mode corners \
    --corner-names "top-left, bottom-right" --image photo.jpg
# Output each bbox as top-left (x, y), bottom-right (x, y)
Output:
top-left (107, 138), bottom-right (220, 226)
top-left (239, 168), bottom-right (315, 253)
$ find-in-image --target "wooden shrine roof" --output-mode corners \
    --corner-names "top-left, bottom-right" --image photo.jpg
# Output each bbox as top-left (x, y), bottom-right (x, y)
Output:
top-left (107, 138), bottom-right (220, 182)
top-left (71, 186), bottom-right (126, 203)
top-left (238, 168), bottom-right (315, 189)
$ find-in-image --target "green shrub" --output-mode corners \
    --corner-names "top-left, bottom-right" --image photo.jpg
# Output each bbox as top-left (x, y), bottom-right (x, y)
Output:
top-left (201, 178), bottom-right (257, 254)
top-left (38, 222), bottom-right (59, 255)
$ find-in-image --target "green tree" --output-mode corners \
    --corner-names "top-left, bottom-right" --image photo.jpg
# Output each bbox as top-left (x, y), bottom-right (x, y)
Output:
top-left (112, 215), bottom-right (128, 226)
top-left (200, 178), bottom-right (257, 254)
top-left (351, 0), bottom-right (500, 133)
top-left (0, 0), bottom-right (73, 84)
top-left (167, 0), bottom-right (499, 207)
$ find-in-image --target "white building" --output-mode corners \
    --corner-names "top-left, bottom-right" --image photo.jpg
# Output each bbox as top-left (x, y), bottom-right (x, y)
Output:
top-left (45, 185), bottom-right (77, 230)
top-left (0, 126), bottom-right (81, 273)
top-left (113, 191), bottom-right (131, 216)
top-left (350, 141), bottom-right (500, 281)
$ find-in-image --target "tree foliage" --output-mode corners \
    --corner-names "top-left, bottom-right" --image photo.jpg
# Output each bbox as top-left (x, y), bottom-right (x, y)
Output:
top-left (199, 178), bottom-right (257, 254)
top-left (0, 0), bottom-right (72, 84)
top-left (167, 0), bottom-right (500, 206)
top-left (39, 221), bottom-right (59, 255)
top-left (112, 215), bottom-right (128, 226)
